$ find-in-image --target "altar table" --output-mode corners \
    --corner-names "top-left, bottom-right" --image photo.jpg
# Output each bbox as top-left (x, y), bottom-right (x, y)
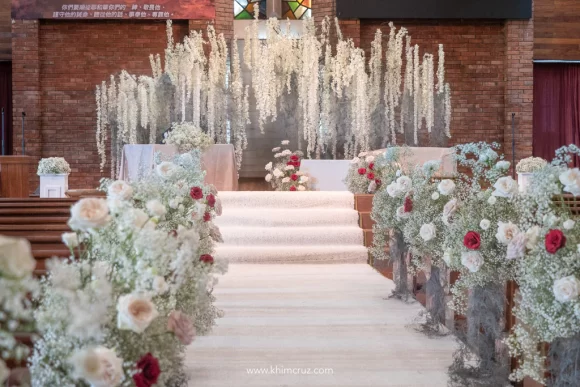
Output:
top-left (119, 144), bottom-right (238, 191)
top-left (299, 160), bottom-right (351, 191)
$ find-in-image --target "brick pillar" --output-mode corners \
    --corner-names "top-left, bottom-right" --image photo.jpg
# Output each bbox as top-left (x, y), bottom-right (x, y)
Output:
top-left (504, 17), bottom-right (534, 168)
top-left (214, 0), bottom-right (233, 40)
top-left (313, 0), bottom-right (360, 47)
top-left (12, 20), bottom-right (41, 192)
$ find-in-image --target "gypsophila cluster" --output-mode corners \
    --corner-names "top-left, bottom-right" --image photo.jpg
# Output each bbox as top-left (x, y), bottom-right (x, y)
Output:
top-left (265, 140), bottom-right (310, 191)
top-left (163, 122), bottom-right (214, 154)
top-left (37, 157), bottom-right (71, 175)
top-left (30, 150), bottom-right (226, 387)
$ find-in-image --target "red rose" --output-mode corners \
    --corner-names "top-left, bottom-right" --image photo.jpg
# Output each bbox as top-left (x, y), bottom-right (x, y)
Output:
top-left (404, 196), bottom-right (413, 213)
top-left (203, 212), bottom-right (211, 222)
top-left (133, 353), bottom-right (160, 387)
top-left (367, 172), bottom-right (375, 180)
top-left (190, 187), bottom-right (203, 200)
top-left (207, 194), bottom-right (216, 208)
top-left (291, 174), bottom-right (298, 181)
top-left (290, 155), bottom-right (299, 162)
top-left (286, 161), bottom-right (294, 166)
top-left (545, 229), bottom-right (566, 254)
top-left (358, 168), bottom-right (366, 175)
top-left (369, 163), bottom-right (374, 170)
top-left (294, 161), bottom-right (301, 168)
top-left (200, 254), bottom-right (214, 264)
top-left (375, 179), bottom-right (382, 186)
top-left (168, 230), bottom-right (178, 238)
top-left (463, 231), bottom-right (481, 250)
top-left (289, 186), bottom-right (297, 191)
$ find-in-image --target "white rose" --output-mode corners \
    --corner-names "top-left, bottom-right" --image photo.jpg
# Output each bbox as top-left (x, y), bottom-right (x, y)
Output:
top-left (461, 251), bottom-right (484, 273)
top-left (273, 169), bottom-right (283, 178)
top-left (156, 161), bottom-right (177, 179)
top-left (265, 173), bottom-right (272, 182)
top-left (299, 176), bottom-right (309, 183)
top-left (169, 197), bottom-right (181, 209)
top-left (0, 235), bottom-right (35, 278)
top-left (480, 219), bottom-right (490, 230)
top-left (386, 182), bottom-right (402, 198)
top-left (298, 185), bottom-right (306, 191)
top-left (495, 161), bottom-right (511, 170)
top-left (69, 198), bottom-right (110, 231)
top-left (487, 196), bottom-right (497, 205)
top-left (431, 192), bottom-right (440, 200)
top-left (437, 179), bottom-right (456, 196)
top-left (350, 157), bottom-right (360, 165)
top-left (265, 162), bottom-right (273, 170)
top-left (525, 226), bottom-right (541, 249)
top-left (396, 206), bottom-right (410, 220)
top-left (71, 347), bottom-right (123, 387)
top-left (282, 177), bottom-right (291, 183)
top-left (564, 219), bottom-right (576, 230)
top-left (106, 198), bottom-right (124, 214)
top-left (131, 208), bottom-right (151, 229)
top-left (506, 232), bottom-right (527, 260)
top-left (442, 199), bottom-right (458, 224)
top-left (152, 276), bottom-right (169, 294)
top-left (365, 155), bottom-right (375, 163)
top-left (559, 168), bottom-right (580, 196)
top-left (492, 176), bottom-right (519, 198)
top-left (396, 176), bottom-right (412, 192)
top-left (284, 165), bottom-right (295, 171)
top-left (107, 180), bottom-right (133, 201)
top-left (146, 200), bottom-right (166, 217)
top-left (116, 294), bottom-right (159, 333)
top-left (495, 221), bottom-right (520, 245)
top-left (419, 223), bottom-right (436, 242)
top-left (62, 232), bottom-right (79, 248)
top-left (553, 276), bottom-right (580, 303)
top-left (281, 140), bottom-right (290, 145)
top-left (271, 148), bottom-right (280, 153)
top-left (274, 153), bottom-right (282, 158)
top-left (281, 150), bottom-right (292, 156)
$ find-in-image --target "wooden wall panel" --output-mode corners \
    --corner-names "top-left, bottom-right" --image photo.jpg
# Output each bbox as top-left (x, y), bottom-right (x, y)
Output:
top-left (534, 0), bottom-right (580, 60)
top-left (0, 0), bottom-right (10, 60)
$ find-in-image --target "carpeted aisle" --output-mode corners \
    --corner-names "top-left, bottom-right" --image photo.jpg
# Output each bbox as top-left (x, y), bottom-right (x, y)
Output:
top-left (185, 264), bottom-right (457, 387)
top-left (214, 192), bottom-right (368, 263)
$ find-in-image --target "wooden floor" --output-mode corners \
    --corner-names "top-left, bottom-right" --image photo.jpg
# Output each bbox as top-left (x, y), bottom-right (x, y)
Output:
top-left (185, 264), bottom-right (456, 387)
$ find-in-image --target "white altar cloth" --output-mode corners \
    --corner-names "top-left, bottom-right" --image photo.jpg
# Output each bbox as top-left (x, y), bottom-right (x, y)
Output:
top-left (299, 160), bottom-right (351, 191)
top-left (119, 144), bottom-right (238, 191)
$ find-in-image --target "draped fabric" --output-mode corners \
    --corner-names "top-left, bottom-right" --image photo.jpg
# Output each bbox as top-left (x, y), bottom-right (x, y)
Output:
top-left (0, 62), bottom-right (12, 155)
top-left (533, 63), bottom-right (580, 164)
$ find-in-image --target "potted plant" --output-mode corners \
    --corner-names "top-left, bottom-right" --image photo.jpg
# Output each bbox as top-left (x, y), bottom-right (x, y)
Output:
top-left (515, 156), bottom-right (548, 193)
top-left (37, 157), bottom-right (71, 198)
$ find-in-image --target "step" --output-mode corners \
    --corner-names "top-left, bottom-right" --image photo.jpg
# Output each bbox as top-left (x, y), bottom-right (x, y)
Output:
top-left (31, 244), bottom-right (70, 259)
top-left (0, 208), bottom-right (71, 215)
top-left (0, 224), bottom-right (71, 231)
top-left (214, 245), bottom-right (369, 264)
top-left (218, 191), bottom-right (355, 209)
top-left (0, 216), bottom-right (69, 224)
top-left (214, 208), bottom-right (359, 227)
top-left (218, 226), bottom-right (364, 246)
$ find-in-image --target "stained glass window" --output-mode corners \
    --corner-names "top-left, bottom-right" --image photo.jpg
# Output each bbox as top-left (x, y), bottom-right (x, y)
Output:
top-left (234, 0), bottom-right (267, 20)
top-left (282, 0), bottom-right (311, 19)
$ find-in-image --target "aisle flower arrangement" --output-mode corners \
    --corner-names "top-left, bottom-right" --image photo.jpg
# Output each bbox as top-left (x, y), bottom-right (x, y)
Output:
top-left (163, 122), bottom-right (214, 153)
top-left (30, 150), bottom-right (226, 387)
top-left (264, 140), bottom-right (310, 191)
top-left (345, 150), bottom-right (386, 194)
top-left (0, 236), bottom-right (38, 385)
top-left (508, 145), bottom-right (580, 384)
top-left (37, 157), bottom-right (71, 175)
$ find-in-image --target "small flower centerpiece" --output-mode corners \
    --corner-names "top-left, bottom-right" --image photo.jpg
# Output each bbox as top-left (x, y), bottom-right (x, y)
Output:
top-left (515, 156), bottom-right (548, 193)
top-left (37, 157), bottom-right (71, 198)
top-left (264, 140), bottom-right (309, 191)
top-left (345, 150), bottom-right (386, 194)
top-left (163, 122), bottom-right (214, 153)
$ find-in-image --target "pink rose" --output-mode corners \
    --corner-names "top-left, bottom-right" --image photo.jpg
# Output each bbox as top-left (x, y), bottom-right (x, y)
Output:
top-left (167, 311), bottom-right (196, 345)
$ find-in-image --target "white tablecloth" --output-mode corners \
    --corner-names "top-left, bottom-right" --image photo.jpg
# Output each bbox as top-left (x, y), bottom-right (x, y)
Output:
top-left (119, 144), bottom-right (238, 191)
top-left (300, 160), bottom-right (351, 191)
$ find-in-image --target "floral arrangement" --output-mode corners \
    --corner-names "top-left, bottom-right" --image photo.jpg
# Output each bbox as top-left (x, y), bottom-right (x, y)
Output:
top-left (508, 145), bottom-right (580, 383)
top-left (163, 122), bottom-right (214, 154)
top-left (264, 140), bottom-right (309, 191)
top-left (37, 157), bottom-right (71, 175)
top-left (30, 150), bottom-right (226, 386)
top-left (344, 150), bottom-right (386, 194)
top-left (516, 156), bottom-right (548, 173)
top-left (0, 235), bottom-right (38, 385)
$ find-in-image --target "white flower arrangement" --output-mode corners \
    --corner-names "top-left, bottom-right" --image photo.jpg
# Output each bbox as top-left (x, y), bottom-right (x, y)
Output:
top-left (163, 122), bottom-right (214, 153)
top-left (516, 156), bottom-right (547, 173)
top-left (37, 157), bottom-right (71, 175)
top-left (264, 140), bottom-right (310, 192)
top-left (30, 149), bottom-right (226, 386)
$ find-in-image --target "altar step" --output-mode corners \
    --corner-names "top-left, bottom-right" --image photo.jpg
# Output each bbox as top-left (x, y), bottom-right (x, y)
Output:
top-left (214, 191), bottom-right (368, 264)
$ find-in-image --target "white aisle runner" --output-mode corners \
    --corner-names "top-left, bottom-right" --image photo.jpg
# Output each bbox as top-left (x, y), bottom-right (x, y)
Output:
top-left (185, 264), bottom-right (456, 387)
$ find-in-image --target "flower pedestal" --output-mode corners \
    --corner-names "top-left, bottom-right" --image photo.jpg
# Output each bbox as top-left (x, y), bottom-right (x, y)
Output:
top-left (39, 174), bottom-right (69, 198)
top-left (517, 172), bottom-right (533, 193)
